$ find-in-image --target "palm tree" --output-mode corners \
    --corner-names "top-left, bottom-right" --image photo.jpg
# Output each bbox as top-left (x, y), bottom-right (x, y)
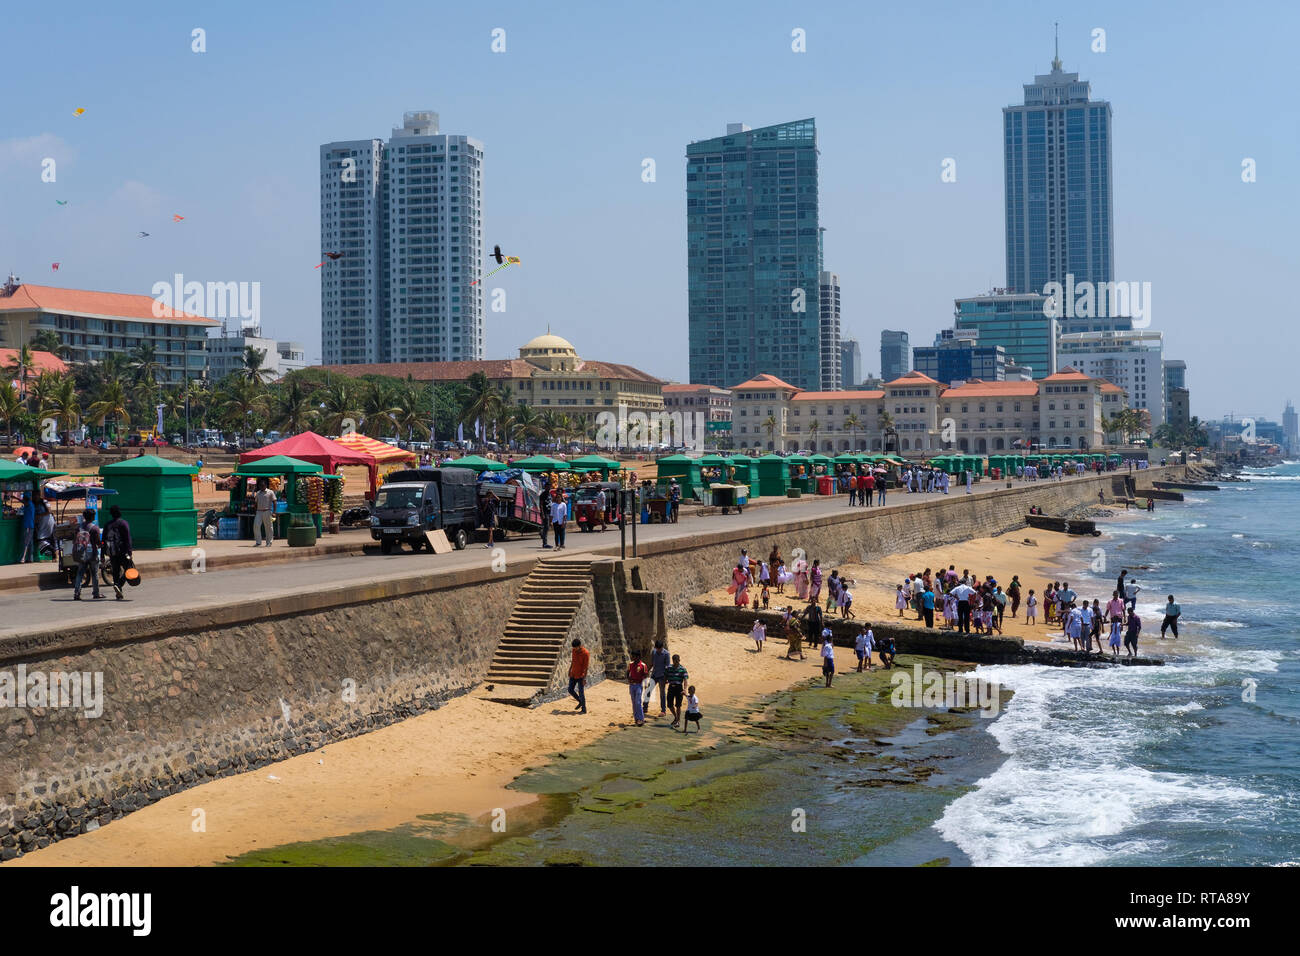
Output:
top-left (28, 329), bottom-right (72, 360)
top-left (538, 409), bottom-right (562, 450)
top-left (218, 376), bottom-right (267, 436)
top-left (808, 418), bottom-right (821, 450)
top-left (268, 377), bottom-right (318, 434)
top-left (318, 378), bottom-right (363, 434)
top-left (128, 343), bottom-right (162, 388)
top-left (2, 344), bottom-right (36, 398)
top-left (87, 380), bottom-right (130, 445)
top-left (844, 412), bottom-right (862, 451)
top-left (361, 381), bottom-right (402, 438)
top-left (762, 414), bottom-right (778, 449)
top-left (93, 352), bottom-right (131, 392)
top-left (0, 383), bottom-right (23, 442)
top-left (39, 377), bottom-right (81, 443)
top-left (509, 403), bottom-right (540, 446)
top-left (878, 409), bottom-right (897, 453)
top-left (393, 383), bottom-right (432, 441)
top-left (457, 372), bottom-right (501, 442)
top-left (240, 345), bottom-right (276, 385)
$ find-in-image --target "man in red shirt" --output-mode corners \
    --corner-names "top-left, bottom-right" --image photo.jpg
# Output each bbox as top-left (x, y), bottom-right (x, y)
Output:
top-left (627, 650), bottom-right (649, 726)
top-left (860, 472), bottom-right (875, 507)
top-left (568, 638), bottom-right (589, 714)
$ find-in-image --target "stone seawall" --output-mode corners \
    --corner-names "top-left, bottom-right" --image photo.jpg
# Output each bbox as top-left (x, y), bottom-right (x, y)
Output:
top-left (0, 465), bottom-right (1182, 859)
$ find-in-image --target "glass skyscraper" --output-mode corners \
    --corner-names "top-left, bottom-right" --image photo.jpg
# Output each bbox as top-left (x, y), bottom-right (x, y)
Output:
top-left (880, 330), bottom-right (910, 382)
top-left (687, 119), bottom-right (822, 390)
top-left (1004, 48), bottom-right (1113, 296)
top-left (954, 292), bottom-right (1058, 379)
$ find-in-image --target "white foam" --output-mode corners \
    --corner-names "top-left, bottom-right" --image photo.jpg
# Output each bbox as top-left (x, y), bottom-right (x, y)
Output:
top-left (1190, 523), bottom-right (1207, 529)
top-left (1162, 702), bottom-right (1205, 715)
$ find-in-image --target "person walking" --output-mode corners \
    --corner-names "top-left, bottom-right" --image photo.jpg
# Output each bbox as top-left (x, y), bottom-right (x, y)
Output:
top-left (71, 508), bottom-right (103, 601)
top-left (820, 633), bottom-right (836, 687)
top-left (253, 479), bottom-right (277, 547)
top-left (683, 686), bottom-right (703, 733)
top-left (627, 651), bottom-right (649, 726)
top-left (750, 615), bottom-right (766, 652)
top-left (1161, 595), bottom-right (1181, 640)
top-left (951, 580), bottom-right (974, 633)
top-left (1007, 575), bottom-right (1021, 619)
top-left (479, 490), bottom-right (499, 548)
top-left (539, 483), bottom-right (552, 548)
top-left (1124, 611), bottom-right (1142, 659)
top-left (550, 491), bottom-right (569, 551)
top-left (665, 654), bottom-right (689, 728)
top-left (567, 638), bottom-right (589, 713)
top-left (799, 601), bottom-right (823, 657)
top-left (19, 493), bottom-right (35, 563)
top-left (649, 639), bottom-right (670, 716)
top-left (1124, 576), bottom-right (1141, 613)
top-left (102, 504), bottom-right (134, 600)
top-left (921, 584), bottom-right (935, 628)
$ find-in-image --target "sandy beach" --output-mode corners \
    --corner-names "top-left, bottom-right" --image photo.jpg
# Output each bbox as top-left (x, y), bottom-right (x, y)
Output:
top-left (13, 523), bottom-right (1097, 867)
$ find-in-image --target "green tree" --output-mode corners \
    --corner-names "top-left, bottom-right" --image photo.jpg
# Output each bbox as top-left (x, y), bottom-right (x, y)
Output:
top-left (268, 376), bottom-right (318, 434)
top-left (0, 383), bottom-right (23, 441)
top-left (457, 372), bottom-right (501, 439)
top-left (28, 329), bottom-right (72, 359)
top-left (318, 377), bottom-right (364, 435)
top-left (361, 381), bottom-right (402, 437)
top-left (2, 344), bottom-right (36, 397)
top-left (218, 376), bottom-right (267, 436)
top-left (808, 418), bottom-right (821, 450)
top-left (844, 412), bottom-right (862, 451)
top-left (128, 343), bottom-right (162, 388)
top-left (762, 414), bottom-right (778, 449)
top-left (240, 345), bottom-right (276, 385)
top-left (39, 376), bottom-right (81, 442)
top-left (87, 380), bottom-right (131, 444)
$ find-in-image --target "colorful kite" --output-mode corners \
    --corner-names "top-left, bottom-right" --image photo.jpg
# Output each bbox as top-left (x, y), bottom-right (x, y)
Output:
top-left (55, 200), bottom-right (68, 206)
top-left (51, 262), bottom-right (60, 271)
top-left (73, 108), bottom-right (85, 116)
top-left (172, 214), bottom-right (184, 222)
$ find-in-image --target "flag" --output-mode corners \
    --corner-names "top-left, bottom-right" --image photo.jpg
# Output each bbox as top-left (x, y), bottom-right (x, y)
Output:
top-left (51, 262), bottom-right (59, 271)
top-left (456, 422), bottom-right (463, 443)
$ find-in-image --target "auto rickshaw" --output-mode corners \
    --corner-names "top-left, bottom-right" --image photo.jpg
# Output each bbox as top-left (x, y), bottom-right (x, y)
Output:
top-left (574, 481), bottom-right (620, 532)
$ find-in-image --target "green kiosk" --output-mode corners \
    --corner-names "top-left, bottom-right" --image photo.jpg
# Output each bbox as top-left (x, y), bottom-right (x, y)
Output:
top-left (227, 455), bottom-right (339, 544)
top-left (0, 460), bottom-right (67, 564)
top-left (655, 454), bottom-right (704, 500)
top-left (754, 454), bottom-right (789, 498)
top-left (99, 455), bottom-right (199, 549)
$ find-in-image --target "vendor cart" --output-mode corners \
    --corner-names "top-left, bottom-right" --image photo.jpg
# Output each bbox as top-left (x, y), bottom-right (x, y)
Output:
top-left (574, 481), bottom-right (621, 532)
top-left (44, 486), bottom-right (119, 586)
top-left (709, 483), bottom-right (749, 515)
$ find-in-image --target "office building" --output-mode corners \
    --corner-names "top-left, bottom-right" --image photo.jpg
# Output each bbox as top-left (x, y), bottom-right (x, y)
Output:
top-left (954, 291), bottom-right (1057, 378)
top-left (1058, 328), bottom-right (1165, 425)
top-left (687, 119), bottom-right (822, 390)
top-left (880, 330), bottom-right (910, 382)
top-left (320, 111), bottom-right (484, 366)
top-left (839, 338), bottom-right (861, 389)
top-left (207, 327), bottom-right (308, 382)
top-left (913, 328), bottom-right (1007, 385)
top-left (819, 271), bottom-right (841, 391)
top-left (1004, 40), bottom-right (1113, 295)
top-left (1163, 359), bottom-right (1187, 424)
top-left (1168, 387), bottom-right (1190, 430)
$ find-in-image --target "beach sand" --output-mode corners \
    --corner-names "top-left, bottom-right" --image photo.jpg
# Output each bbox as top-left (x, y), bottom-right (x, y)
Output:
top-left (12, 526), bottom-right (1093, 867)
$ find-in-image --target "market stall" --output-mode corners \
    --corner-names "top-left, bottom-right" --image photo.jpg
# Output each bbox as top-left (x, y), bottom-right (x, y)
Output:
top-left (240, 431), bottom-right (378, 499)
top-left (0, 460), bottom-right (67, 564)
top-left (223, 455), bottom-right (343, 542)
top-left (99, 455), bottom-right (198, 549)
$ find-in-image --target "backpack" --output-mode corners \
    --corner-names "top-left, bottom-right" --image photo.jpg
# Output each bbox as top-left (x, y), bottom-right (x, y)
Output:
top-left (104, 521), bottom-right (124, 557)
top-left (72, 522), bottom-right (96, 562)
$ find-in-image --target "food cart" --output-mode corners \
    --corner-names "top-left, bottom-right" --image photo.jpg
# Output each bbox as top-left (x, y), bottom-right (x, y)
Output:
top-left (43, 485), bottom-right (119, 583)
top-left (0, 460), bottom-right (68, 564)
top-left (223, 455), bottom-right (341, 543)
top-left (709, 483), bottom-right (749, 514)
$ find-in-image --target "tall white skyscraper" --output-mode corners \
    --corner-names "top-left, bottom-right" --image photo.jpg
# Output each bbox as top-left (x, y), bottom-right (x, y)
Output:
top-left (819, 271), bottom-right (841, 391)
top-left (320, 111), bottom-right (484, 365)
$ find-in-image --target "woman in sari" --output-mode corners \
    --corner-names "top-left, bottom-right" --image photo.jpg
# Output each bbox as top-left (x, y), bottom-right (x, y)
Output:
top-left (729, 563), bottom-right (751, 607)
top-left (792, 555), bottom-right (810, 601)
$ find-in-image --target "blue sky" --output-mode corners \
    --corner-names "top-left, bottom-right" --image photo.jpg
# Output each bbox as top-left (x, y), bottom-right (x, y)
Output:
top-left (2, 0), bottom-right (1295, 420)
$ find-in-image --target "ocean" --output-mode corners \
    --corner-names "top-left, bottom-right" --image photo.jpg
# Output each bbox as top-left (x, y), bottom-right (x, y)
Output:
top-left (935, 461), bottom-right (1300, 866)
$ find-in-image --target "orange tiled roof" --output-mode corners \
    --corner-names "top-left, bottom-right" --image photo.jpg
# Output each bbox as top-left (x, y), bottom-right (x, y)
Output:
top-left (661, 383), bottom-right (729, 394)
top-left (731, 373), bottom-right (801, 392)
top-left (941, 380), bottom-right (1039, 399)
top-left (318, 357), bottom-right (663, 385)
top-left (1097, 379), bottom-right (1125, 394)
top-left (1041, 366), bottom-right (1093, 382)
top-left (0, 284), bottom-right (218, 325)
top-left (791, 390), bottom-right (885, 401)
top-left (0, 348), bottom-right (68, 377)
top-left (884, 370), bottom-right (942, 387)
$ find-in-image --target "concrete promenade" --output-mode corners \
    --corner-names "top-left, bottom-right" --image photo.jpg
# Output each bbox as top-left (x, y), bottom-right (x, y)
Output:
top-left (0, 468), bottom-right (1140, 649)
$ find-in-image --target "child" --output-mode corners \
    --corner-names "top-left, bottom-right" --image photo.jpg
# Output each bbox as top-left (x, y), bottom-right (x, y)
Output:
top-left (775, 561), bottom-right (787, 594)
top-left (820, 633), bottom-right (836, 687)
top-left (895, 584), bottom-right (908, 617)
top-left (684, 685), bottom-right (702, 732)
top-left (826, 570), bottom-right (841, 612)
top-left (944, 590), bottom-right (957, 630)
top-left (750, 616), bottom-right (766, 652)
top-left (761, 584), bottom-right (770, 609)
top-left (839, 584), bottom-right (854, 619)
top-left (1026, 589), bottom-right (1038, 626)
top-left (855, 625), bottom-right (874, 672)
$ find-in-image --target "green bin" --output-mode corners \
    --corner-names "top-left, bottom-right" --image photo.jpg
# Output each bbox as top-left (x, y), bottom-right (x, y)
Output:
top-left (99, 456), bottom-right (199, 550)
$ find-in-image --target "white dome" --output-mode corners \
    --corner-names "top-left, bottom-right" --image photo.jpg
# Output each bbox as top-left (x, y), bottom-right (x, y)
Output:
top-left (521, 332), bottom-right (575, 352)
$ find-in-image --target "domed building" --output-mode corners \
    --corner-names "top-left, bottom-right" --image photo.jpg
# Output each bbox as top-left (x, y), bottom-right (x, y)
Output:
top-left (319, 328), bottom-right (664, 429)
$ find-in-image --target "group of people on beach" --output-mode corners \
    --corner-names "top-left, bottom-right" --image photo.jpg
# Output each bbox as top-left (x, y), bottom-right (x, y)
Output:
top-left (567, 637), bottom-right (703, 732)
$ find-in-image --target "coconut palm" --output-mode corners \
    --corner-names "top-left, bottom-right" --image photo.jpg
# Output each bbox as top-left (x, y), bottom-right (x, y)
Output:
top-left (128, 343), bottom-right (162, 388)
top-left (844, 412), bottom-right (862, 451)
top-left (457, 372), bottom-right (501, 439)
top-left (39, 377), bottom-right (81, 443)
top-left (2, 345), bottom-right (36, 398)
top-left (537, 409), bottom-right (562, 450)
top-left (392, 383), bottom-right (432, 441)
top-left (217, 376), bottom-right (267, 435)
top-left (28, 329), bottom-right (71, 359)
top-left (762, 414), bottom-right (778, 448)
top-left (508, 403), bottom-right (540, 446)
top-left (878, 409), bottom-right (897, 453)
top-left (240, 345), bottom-right (276, 385)
top-left (361, 381), bottom-right (402, 438)
top-left (0, 383), bottom-right (23, 442)
top-left (808, 418), bottom-right (821, 450)
top-left (87, 380), bottom-right (131, 445)
top-left (267, 377), bottom-right (318, 434)
top-left (318, 378), bottom-right (364, 435)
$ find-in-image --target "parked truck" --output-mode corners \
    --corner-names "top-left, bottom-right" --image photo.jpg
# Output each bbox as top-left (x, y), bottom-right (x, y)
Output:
top-left (369, 468), bottom-right (478, 553)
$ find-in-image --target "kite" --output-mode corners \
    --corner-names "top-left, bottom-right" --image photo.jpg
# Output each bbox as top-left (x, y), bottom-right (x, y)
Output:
top-left (172, 214), bottom-right (185, 222)
top-left (73, 108), bottom-right (85, 116)
top-left (324, 251), bottom-right (344, 260)
top-left (51, 262), bottom-right (60, 271)
top-left (138, 232), bottom-right (150, 238)
top-left (472, 246), bottom-right (520, 286)
top-left (55, 200), bottom-right (68, 206)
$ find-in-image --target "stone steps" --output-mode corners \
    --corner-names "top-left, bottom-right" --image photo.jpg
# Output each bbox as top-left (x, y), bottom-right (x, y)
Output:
top-left (485, 558), bottom-right (593, 686)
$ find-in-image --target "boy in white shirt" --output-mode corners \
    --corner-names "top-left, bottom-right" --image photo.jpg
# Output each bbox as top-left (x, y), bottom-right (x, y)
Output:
top-left (684, 685), bottom-right (702, 733)
top-left (820, 634), bottom-right (836, 687)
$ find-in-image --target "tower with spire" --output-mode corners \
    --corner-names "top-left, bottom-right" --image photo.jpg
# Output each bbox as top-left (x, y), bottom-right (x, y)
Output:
top-left (1003, 26), bottom-right (1114, 298)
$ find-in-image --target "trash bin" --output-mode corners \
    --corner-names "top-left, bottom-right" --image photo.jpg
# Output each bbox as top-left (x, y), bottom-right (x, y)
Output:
top-left (816, 475), bottom-right (834, 495)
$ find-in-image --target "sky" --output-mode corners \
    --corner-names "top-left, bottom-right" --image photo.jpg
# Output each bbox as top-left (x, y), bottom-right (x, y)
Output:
top-left (1, 0), bottom-right (1296, 421)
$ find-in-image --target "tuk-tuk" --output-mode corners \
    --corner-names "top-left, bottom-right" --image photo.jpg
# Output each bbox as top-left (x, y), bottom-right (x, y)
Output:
top-left (709, 483), bottom-right (749, 515)
top-left (574, 481), bottom-right (620, 532)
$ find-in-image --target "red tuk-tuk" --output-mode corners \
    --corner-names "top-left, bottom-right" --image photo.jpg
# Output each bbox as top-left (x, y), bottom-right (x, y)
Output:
top-left (574, 481), bottom-right (620, 532)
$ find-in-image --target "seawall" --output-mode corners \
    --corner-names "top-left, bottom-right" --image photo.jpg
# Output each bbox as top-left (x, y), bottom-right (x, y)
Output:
top-left (0, 465), bottom-right (1185, 859)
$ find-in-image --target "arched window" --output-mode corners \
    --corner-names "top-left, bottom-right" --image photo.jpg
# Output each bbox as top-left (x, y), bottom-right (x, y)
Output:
top-left (958, 437), bottom-right (969, 451)
top-left (977, 438), bottom-right (988, 453)
top-left (994, 438), bottom-right (1005, 450)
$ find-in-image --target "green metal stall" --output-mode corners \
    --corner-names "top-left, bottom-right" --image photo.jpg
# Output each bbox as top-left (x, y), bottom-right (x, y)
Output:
top-left (99, 455), bottom-right (199, 549)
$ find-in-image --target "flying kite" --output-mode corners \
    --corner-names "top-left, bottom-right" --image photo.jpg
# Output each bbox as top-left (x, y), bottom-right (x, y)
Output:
top-left (138, 232), bottom-right (150, 238)
top-left (172, 214), bottom-right (185, 222)
top-left (55, 200), bottom-right (68, 206)
top-left (324, 251), bottom-right (344, 260)
top-left (73, 108), bottom-right (85, 116)
top-left (472, 245), bottom-right (520, 285)
top-left (51, 262), bottom-right (60, 271)
top-left (490, 244), bottom-right (505, 264)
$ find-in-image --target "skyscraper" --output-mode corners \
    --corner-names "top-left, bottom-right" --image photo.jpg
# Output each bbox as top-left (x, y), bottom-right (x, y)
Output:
top-left (839, 337), bottom-right (861, 389)
top-left (687, 119), bottom-right (822, 390)
top-left (321, 111), bottom-right (484, 366)
top-left (1004, 37), bottom-right (1113, 296)
top-left (819, 271), bottom-right (841, 391)
top-left (880, 330), bottom-right (910, 383)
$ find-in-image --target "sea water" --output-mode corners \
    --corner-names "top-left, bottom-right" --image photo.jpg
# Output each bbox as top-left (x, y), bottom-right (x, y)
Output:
top-left (935, 462), bottom-right (1300, 865)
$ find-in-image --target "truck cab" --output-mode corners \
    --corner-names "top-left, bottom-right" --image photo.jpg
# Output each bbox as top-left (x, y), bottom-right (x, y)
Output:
top-left (369, 467), bottom-right (478, 553)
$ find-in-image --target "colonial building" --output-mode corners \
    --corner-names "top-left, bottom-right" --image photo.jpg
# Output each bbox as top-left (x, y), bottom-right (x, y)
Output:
top-left (0, 279), bottom-right (218, 385)
top-left (662, 384), bottom-right (731, 435)
top-left (318, 331), bottom-right (663, 428)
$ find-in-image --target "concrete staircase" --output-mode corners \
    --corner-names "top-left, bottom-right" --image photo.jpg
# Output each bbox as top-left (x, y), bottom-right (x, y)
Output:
top-left (485, 558), bottom-right (593, 687)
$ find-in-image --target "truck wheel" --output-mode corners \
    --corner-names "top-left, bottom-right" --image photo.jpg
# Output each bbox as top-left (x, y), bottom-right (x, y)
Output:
top-left (453, 528), bottom-right (468, 550)
top-left (381, 538), bottom-right (393, 555)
